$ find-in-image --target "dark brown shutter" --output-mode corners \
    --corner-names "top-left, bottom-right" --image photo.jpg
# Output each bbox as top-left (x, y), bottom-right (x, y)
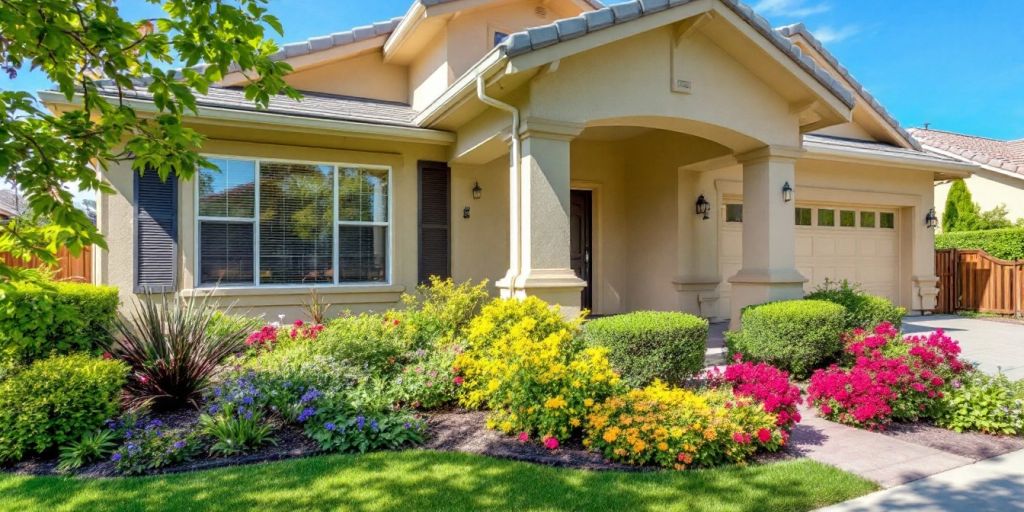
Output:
top-left (418, 161), bottom-right (451, 284)
top-left (134, 169), bottom-right (178, 292)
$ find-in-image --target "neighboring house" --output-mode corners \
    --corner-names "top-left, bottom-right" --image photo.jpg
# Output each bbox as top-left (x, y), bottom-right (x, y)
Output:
top-left (0, 189), bottom-right (26, 221)
top-left (41, 0), bottom-right (977, 327)
top-left (909, 128), bottom-right (1024, 225)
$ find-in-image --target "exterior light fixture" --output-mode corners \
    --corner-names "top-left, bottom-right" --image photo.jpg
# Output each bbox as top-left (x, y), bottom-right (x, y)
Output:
top-left (925, 207), bottom-right (938, 229)
top-left (782, 181), bottom-right (794, 202)
top-left (695, 194), bottom-right (711, 220)
top-left (472, 181), bottom-right (482, 200)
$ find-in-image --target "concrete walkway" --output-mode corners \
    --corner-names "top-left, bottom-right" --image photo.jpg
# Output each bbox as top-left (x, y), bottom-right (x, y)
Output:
top-left (818, 449), bottom-right (1024, 511)
top-left (904, 315), bottom-right (1024, 379)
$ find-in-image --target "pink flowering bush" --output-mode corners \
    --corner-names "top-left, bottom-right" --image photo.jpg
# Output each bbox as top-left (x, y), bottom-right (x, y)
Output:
top-left (245, 320), bottom-right (324, 350)
top-left (808, 323), bottom-right (970, 429)
top-left (706, 356), bottom-right (803, 431)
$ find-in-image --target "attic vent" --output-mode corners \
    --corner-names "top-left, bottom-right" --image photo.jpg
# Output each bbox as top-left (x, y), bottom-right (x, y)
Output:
top-left (535, 5), bottom-right (547, 18)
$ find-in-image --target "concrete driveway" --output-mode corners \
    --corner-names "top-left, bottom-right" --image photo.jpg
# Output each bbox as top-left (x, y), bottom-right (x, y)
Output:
top-left (903, 315), bottom-right (1024, 380)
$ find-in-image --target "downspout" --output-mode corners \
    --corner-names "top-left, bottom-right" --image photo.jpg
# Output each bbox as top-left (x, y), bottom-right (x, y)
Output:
top-left (476, 75), bottom-right (521, 295)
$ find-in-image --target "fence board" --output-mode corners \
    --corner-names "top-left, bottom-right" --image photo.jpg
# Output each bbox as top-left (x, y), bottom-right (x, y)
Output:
top-left (0, 246), bottom-right (92, 283)
top-left (935, 248), bottom-right (1023, 316)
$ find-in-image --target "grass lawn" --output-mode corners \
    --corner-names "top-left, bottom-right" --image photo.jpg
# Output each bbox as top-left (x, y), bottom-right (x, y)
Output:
top-left (0, 450), bottom-right (875, 511)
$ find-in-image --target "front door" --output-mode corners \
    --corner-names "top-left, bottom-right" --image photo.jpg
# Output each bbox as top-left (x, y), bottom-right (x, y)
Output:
top-left (570, 190), bottom-right (593, 311)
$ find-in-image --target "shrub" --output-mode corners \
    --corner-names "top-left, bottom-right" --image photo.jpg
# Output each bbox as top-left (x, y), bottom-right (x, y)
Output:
top-left (303, 398), bottom-right (426, 454)
top-left (0, 281), bottom-right (118, 363)
top-left (400, 277), bottom-right (490, 348)
top-left (456, 297), bottom-right (619, 442)
top-left (806, 279), bottom-right (906, 330)
top-left (725, 300), bottom-right (846, 378)
top-left (706, 357), bottom-right (802, 431)
top-left (935, 372), bottom-right (1024, 435)
top-left (935, 227), bottom-right (1024, 261)
top-left (317, 313), bottom-right (411, 376)
top-left (392, 343), bottom-right (463, 409)
top-left (108, 293), bottom-right (262, 409)
top-left (244, 319), bottom-right (325, 352)
top-left (808, 324), bottom-right (969, 429)
top-left (585, 381), bottom-right (784, 469)
top-left (111, 418), bottom-right (200, 475)
top-left (0, 354), bottom-right (127, 463)
top-left (583, 311), bottom-right (708, 387)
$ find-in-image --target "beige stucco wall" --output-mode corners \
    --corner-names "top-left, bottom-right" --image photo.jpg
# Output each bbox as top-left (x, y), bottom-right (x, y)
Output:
top-left (934, 171), bottom-right (1024, 229)
top-left (96, 123), bottom-right (447, 320)
top-left (409, 31), bottom-right (450, 112)
top-left (283, 51), bottom-right (409, 103)
top-left (450, 155), bottom-right (510, 294)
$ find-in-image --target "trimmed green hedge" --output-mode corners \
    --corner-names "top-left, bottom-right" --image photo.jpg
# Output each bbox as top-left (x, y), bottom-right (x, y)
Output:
top-left (725, 300), bottom-right (846, 378)
top-left (583, 311), bottom-right (708, 387)
top-left (935, 228), bottom-right (1024, 261)
top-left (0, 354), bottom-right (127, 463)
top-left (806, 280), bottom-right (906, 330)
top-left (0, 281), bottom-right (119, 363)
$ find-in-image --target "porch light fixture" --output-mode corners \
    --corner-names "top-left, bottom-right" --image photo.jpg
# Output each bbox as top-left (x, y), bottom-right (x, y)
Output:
top-left (925, 207), bottom-right (939, 229)
top-left (695, 194), bottom-right (711, 220)
top-left (472, 181), bottom-right (482, 200)
top-left (782, 182), bottom-right (794, 203)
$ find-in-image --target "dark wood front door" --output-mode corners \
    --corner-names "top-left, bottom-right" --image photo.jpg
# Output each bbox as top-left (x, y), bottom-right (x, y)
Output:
top-left (570, 190), bottom-right (593, 310)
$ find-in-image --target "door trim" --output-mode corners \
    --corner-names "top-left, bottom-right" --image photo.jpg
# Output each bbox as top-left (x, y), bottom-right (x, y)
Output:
top-left (570, 186), bottom-right (596, 312)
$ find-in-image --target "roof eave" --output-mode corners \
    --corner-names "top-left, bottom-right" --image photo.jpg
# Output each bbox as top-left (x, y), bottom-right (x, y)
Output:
top-left (38, 90), bottom-right (455, 146)
top-left (918, 143), bottom-right (1024, 182)
top-left (803, 139), bottom-right (976, 176)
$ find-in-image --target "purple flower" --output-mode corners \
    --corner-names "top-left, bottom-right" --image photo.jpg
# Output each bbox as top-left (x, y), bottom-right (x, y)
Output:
top-left (241, 395), bottom-right (254, 405)
top-left (325, 422), bottom-right (336, 431)
top-left (370, 419), bottom-right (379, 432)
top-left (214, 387), bottom-right (223, 397)
top-left (297, 407), bottom-right (316, 423)
top-left (111, 453), bottom-right (122, 462)
top-left (172, 440), bottom-right (186, 450)
top-left (147, 419), bottom-right (163, 429)
top-left (244, 409), bottom-right (254, 420)
top-left (300, 389), bottom-right (321, 404)
top-left (208, 404), bottom-right (220, 415)
top-left (356, 416), bottom-right (366, 431)
top-left (403, 422), bottom-right (411, 429)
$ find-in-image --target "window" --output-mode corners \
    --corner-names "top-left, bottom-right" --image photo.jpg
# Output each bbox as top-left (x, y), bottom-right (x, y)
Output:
top-left (196, 158), bottom-right (391, 287)
top-left (840, 210), bottom-right (856, 227)
top-left (880, 212), bottom-right (895, 229)
top-left (725, 204), bottom-right (743, 223)
top-left (795, 207), bottom-right (812, 226)
top-left (860, 211), bottom-right (876, 228)
top-left (817, 208), bottom-right (835, 227)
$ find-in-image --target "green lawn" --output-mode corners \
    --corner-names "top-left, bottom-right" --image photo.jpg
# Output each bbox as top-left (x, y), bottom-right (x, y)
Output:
top-left (0, 450), bottom-right (876, 512)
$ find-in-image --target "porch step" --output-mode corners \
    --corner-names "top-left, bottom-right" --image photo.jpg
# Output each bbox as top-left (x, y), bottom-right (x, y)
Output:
top-left (704, 346), bottom-right (727, 366)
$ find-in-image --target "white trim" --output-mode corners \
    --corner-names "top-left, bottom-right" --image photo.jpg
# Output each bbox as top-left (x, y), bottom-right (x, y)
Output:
top-left (194, 154), bottom-right (394, 289)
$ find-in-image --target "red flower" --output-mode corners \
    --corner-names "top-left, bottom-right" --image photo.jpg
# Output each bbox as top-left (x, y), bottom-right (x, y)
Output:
top-left (101, 352), bottom-right (113, 360)
top-left (757, 428), bottom-right (772, 444)
top-left (294, 319), bottom-right (304, 327)
top-left (543, 436), bottom-right (559, 450)
top-left (518, 432), bottom-right (529, 443)
top-left (453, 376), bottom-right (464, 386)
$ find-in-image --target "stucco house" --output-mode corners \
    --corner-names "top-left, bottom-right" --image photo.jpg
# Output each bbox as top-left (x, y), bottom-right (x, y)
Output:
top-left (909, 128), bottom-right (1024, 226)
top-left (41, 0), bottom-right (977, 327)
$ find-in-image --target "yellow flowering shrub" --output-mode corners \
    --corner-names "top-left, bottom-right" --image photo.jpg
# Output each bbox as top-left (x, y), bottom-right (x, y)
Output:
top-left (585, 381), bottom-right (783, 469)
top-left (455, 297), bottom-right (621, 441)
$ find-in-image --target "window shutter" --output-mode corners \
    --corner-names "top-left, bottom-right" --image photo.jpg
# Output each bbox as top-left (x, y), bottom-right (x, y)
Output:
top-left (135, 169), bottom-right (178, 292)
top-left (418, 161), bottom-right (450, 284)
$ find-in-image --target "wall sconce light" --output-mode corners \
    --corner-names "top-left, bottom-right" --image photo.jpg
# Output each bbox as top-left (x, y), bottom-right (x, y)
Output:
top-left (782, 181), bottom-right (794, 203)
top-left (472, 182), bottom-right (482, 200)
top-left (463, 206), bottom-right (471, 219)
top-left (695, 194), bottom-right (710, 220)
top-left (925, 207), bottom-right (938, 229)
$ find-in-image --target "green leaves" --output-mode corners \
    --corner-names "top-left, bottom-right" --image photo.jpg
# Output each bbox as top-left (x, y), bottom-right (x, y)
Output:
top-left (1, 0), bottom-right (300, 286)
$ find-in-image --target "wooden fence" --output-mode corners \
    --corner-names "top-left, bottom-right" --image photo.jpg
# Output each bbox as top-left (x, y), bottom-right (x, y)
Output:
top-left (0, 246), bottom-right (92, 283)
top-left (935, 248), bottom-right (1023, 316)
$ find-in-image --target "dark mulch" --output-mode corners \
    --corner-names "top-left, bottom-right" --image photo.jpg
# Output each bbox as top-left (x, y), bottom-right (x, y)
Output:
top-left (880, 421), bottom-right (1024, 461)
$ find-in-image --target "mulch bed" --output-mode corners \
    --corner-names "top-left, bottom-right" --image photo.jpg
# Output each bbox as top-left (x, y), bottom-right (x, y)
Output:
top-left (880, 422), bottom-right (1024, 461)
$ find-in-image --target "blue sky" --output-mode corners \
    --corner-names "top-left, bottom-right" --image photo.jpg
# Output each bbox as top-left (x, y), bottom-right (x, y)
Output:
top-left (3, 0), bottom-right (1023, 140)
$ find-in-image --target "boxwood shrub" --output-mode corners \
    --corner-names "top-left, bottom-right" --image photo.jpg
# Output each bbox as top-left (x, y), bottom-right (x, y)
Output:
top-left (725, 300), bottom-right (846, 378)
top-left (583, 311), bottom-right (708, 387)
top-left (806, 280), bottom-right (906, 330)
top-left (935, 227), bottom-right (1024, 261)
top-left (0, 281), bottom-right (119, 363)
top-left (0, 354), bottom-right (127, 463)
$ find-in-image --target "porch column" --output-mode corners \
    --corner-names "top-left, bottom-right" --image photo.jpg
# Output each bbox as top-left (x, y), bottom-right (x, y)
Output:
top-left (496, 119), bottom-right (586, 317)
top-left (728, 146), bottom-right (807, 328)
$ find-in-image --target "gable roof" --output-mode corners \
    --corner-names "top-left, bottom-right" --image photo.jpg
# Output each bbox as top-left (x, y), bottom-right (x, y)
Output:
top-left (498, 0), bottom-right (855, 109)
top-left (909, 128), bottom-right (1024, 176)
top-left (776, 23), bottom-right (921, 151)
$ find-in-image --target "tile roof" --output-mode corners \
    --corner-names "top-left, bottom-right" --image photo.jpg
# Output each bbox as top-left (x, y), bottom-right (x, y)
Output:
top-left (908, 128), bottom-right (1024, 176)
top-left (95, 84), bottom-right (419, 127)
top-left (776, 23), bottom-right (921, 151)
top-left (499, 0), bottom-right (856, 109)
top-left (803, 134), bottom-right (963, 166)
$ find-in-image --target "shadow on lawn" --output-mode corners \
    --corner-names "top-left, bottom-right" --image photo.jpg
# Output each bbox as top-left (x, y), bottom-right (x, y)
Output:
top-left (0, 451), bottom-right (872, 512)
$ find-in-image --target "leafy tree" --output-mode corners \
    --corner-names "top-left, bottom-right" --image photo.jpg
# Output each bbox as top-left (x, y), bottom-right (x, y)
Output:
top-left (978, 204), bottom-right (1017, 230)
top-left (942, 179), bottom-right (981, 232)
top-left (0, 0), bottom-right (300, 294)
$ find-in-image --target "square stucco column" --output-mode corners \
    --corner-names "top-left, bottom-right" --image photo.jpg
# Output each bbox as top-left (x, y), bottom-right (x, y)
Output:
top-left (496, 119), bottom-right (586, 317)
top-left (728, 146), bottom-right (808, 328)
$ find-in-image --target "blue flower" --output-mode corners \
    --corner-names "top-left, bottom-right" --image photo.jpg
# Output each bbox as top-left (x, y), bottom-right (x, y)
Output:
top-left (111, 453), bottom-right (122, 462)
top-left (325, 422), bottom-right (336, 431)
top-left (214, 387), bottom-right (223, 398)
top-left (356, 416), bottom-right (366, 431)
top-left (244, 410), bottom-right (254, 420)
top-left (241, 395), bottom-right (254, 405)
top-left (147, 419), bottom-right (163, 429)
top-left (300, 389), bottom-right (321, 404)
top-left (297, 407), bottom-right (316, 423)
top-left (208, 404), bottom-right (220, 415)
top-left (172, 440), bottom-right (186, 450)
top-left (370, 419), bottom-right (379, 432)
top-left (403, 422), bottom-right (411, 430)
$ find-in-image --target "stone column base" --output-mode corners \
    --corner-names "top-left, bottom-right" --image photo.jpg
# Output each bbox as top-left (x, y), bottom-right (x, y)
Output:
top-left (728, 269), bottom-right (807, 329)
top-left (496, 268), bottom-right (586, 319)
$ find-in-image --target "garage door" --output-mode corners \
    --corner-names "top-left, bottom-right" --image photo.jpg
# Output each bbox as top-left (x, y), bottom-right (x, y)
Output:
top-left (718, 203), bottom-right (901, 318)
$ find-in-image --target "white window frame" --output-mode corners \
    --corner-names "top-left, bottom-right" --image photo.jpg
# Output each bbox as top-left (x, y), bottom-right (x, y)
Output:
top-left (194, 155), bottom-right (393, 289)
